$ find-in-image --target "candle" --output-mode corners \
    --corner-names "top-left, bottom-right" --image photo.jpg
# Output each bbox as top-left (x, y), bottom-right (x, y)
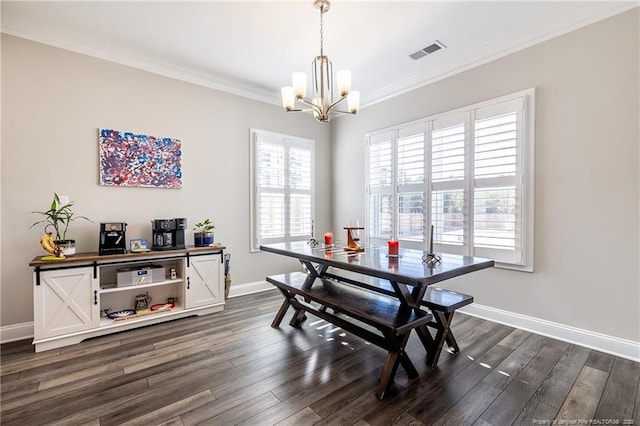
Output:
top-left (324, 232), bottom-right (333, 245)
top-left (430, 224), bottom-right (434, 254)
top-left (388, 239), bottom-right (399, 256)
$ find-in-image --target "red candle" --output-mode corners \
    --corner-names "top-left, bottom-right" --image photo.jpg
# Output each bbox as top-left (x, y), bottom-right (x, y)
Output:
top-left (324, 232), bottom-right (333, 245)
top-left (388, 239), bottom-right (399, 256)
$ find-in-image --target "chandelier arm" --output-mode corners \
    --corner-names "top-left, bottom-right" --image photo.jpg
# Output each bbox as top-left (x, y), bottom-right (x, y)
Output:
top-left (326, 94), bottom-right (347, 112)
top-left (297, 97), bottom-right (323, 113)
top-left (330, 109), bottom-right (356, 115)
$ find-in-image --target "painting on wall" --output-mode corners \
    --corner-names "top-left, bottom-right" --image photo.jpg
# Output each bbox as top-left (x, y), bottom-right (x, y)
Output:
top-left (99, 129), bottom-right (182, 189)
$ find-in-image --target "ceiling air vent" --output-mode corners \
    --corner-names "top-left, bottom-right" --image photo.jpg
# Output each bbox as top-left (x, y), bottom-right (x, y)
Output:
top-left (409, 40), bottom-right (446, 60)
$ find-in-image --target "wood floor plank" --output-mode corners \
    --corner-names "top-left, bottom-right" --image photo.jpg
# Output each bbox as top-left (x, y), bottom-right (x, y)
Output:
top-left (274, 407), bottom-right (322, 426)
top-left (481, 333), bottom-right (549, 391)
top-left (479, 339), bottom-right (570, 426)
top-left (511, 397), bottom-right (559, 426)
top-left (634, 378), bottom-right (640, 426)
top-left (556, 365), bottom-right (609, 422)
top-left (1, 377), bottom-right (149, 426)
top-left (593, 357), bottom-right (640, 422)
top-left (391, 412), bottom-right (426, 425)
top-left (584, 350), bottom-right (616, 373)
top-left (186, 391), bottom-right (281, 426)
top-left (431, 381), bottom-right (501, 426)
top-left (534, 344), bottom-right (591, 408)
top-left (239, 368), bottom-right (379, 425)
top-left (1, 291), bottom-right (638, 426)
top-left (118, 390), bottom-right (215, 426)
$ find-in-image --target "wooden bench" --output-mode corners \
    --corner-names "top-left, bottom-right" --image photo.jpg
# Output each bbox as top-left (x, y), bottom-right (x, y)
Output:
top-left (323, 269), bottom-right (474, 367)
top-left (266, 272), bottom-right (433, 400)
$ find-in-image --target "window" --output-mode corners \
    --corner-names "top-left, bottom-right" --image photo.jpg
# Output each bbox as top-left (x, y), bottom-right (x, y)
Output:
top-left (366, 89), bottom-right (534, 270)
top-left (250, 129), bottom-right (315, 250)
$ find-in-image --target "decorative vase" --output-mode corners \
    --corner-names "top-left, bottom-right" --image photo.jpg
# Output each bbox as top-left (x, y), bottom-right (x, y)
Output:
top-left (54, 239), bottom-right (76, 257)
top-left (194, 232), bottom-right (214, 247)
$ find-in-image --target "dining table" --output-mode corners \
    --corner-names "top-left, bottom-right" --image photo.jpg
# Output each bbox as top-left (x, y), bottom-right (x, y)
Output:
top-left (260, 240), bottom-right (494, 399)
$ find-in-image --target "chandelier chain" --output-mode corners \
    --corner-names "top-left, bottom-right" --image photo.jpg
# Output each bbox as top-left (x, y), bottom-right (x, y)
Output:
top-left (319, 6), bottom-right (324, 57)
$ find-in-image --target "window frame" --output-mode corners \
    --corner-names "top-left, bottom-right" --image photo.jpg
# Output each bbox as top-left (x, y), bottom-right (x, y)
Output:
top-left (365, 88), bottom-right (535, 271)
top-left (250, 128), bottom-right (316, 252)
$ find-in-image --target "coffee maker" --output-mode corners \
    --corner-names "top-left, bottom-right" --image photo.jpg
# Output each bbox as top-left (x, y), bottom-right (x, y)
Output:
top-left (99, 222), bottom-right (128, 255)
top-left (151, 218), bottom-right (187, 250)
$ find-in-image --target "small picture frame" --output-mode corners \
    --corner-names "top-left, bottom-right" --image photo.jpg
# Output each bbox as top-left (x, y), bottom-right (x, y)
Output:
top-left (130, 239), bottom-right (150, 253)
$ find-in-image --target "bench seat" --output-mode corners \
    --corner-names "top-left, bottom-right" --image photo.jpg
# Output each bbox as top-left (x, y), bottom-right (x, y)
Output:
top-left (266, 271), bottom-right (432, 399)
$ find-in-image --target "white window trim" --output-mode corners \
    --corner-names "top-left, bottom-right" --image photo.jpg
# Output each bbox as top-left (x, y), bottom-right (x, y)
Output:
top-left (250, 128), bottom-right (316, 252)
top-left (365, 88), bottom-right (535, 271)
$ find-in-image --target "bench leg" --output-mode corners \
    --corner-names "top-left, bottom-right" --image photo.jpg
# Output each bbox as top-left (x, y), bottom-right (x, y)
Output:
top-left (271, 298), bottom-right (292, 328)
top-left (272, 288), bottom-right (306, 328)
top-left (288, 306), bottom-right (307, 328)
top-left (375, 332), bottom-right (415, 400)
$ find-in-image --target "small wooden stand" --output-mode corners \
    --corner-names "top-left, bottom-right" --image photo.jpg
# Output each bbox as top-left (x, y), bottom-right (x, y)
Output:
top-left (344, 227), bottom-right (365, 252)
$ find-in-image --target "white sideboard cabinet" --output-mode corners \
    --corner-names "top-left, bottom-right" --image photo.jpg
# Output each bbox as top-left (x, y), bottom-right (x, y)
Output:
top-left (30, 246), bottom-right (226, 352)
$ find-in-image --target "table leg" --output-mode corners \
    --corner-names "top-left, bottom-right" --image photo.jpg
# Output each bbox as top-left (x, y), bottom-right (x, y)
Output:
top-left (424, 310), bottom-right (458, 367)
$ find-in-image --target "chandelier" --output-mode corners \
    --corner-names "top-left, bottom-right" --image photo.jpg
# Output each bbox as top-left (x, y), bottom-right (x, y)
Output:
top-left (281, 0), bottom-right (360, 122)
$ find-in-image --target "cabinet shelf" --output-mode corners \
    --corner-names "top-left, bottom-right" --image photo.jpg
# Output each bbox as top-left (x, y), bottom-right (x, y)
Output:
top-left (99, 306), bottom-right (182, 327)
top-left (100, 278), bottom-right (183, 293)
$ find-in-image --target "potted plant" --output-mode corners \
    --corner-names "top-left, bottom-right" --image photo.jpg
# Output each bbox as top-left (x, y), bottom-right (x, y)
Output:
top-left (193, 218), bottom-right (215, 247)
top-left (31, 193), bottom-right (92, 257)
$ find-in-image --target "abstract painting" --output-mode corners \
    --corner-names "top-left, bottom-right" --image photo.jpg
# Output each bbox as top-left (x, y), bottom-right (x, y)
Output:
top-left (99, 129), bottom-right (182, 188)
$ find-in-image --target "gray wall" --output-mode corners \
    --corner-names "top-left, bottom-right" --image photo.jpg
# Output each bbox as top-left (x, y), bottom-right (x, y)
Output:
top-left (331, 9), bottom-right (639, 341)
top-left (1, 35), bottom-right (330, 327)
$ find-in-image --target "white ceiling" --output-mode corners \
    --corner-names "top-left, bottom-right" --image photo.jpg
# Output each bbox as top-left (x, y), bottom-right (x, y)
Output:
top-left (2, 1), bottom-right (637, 108)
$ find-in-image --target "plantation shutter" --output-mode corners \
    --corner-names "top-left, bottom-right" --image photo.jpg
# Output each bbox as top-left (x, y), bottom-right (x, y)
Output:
top-left (397, 125), bottom-right (426, 245)
top-left (367, 131), bottom-right (393, 241)
top-left (430, 114), bottom-right (467, 255)
top-left (252, 130), bottom-right (315, 249)
top-left (472, 98), bottom-right (524, 264)
top-left (288, 141), bottom-right (313, 237)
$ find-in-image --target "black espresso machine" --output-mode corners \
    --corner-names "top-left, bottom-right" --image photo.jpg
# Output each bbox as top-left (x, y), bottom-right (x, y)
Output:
top-left (99, 222), bottom-right (128, 255)
top-left (152, 218), bottom-right (187, 250)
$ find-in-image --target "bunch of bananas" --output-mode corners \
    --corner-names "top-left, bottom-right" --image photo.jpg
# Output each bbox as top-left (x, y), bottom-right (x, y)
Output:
top-left (40, 233), bottom-right (65, 260)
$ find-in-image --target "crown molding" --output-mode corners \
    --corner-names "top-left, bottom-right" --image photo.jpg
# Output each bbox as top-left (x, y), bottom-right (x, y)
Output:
top-left (1, 27), bottom-right (280, 107)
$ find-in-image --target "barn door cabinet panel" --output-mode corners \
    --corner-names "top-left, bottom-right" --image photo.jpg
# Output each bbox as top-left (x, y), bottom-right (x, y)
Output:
top-left (33, 266), bottom-right (99, 340)
top-left (186, 253), bottom-right (224, 309)
top-left (29, 247), bottom-right (225, 352)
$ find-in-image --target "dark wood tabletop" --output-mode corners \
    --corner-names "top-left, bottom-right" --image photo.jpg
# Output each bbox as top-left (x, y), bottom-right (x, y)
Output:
top-left (260, 241), bottom-right (494, 288)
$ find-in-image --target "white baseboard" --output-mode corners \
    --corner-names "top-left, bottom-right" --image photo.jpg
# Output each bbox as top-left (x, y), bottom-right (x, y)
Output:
top-left (1, 321), bottom-right (33, 344)
top-left (228, 280), bottom-right (273, 298)
top-left (460, 303), bottom-right (640, 362)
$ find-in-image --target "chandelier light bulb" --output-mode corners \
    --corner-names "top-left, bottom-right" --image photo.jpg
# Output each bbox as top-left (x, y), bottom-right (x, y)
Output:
top-left (347, 90), bottom-right (360, 113)
top-left (281, 86), bottom-right (295, 110)
top-left (336, 69), bottom-right (352, 96)
top-left (292, 72), bottom-right (307, 99)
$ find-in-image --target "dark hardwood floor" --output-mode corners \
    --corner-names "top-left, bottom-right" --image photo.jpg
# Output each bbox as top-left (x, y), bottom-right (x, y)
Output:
top-left (2, 291), bottom-right (639, 425)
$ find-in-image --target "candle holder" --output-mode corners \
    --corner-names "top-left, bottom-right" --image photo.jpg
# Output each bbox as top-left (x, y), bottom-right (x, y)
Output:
top-left (422, 252), bottom-right (441, 267)
top-left (344, 226), bottom-right (365, 252)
